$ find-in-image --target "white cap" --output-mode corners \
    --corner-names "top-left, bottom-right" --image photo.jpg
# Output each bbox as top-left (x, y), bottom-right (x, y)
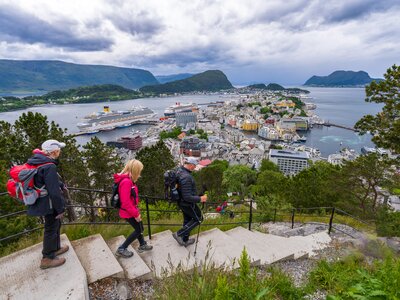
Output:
top-left (41, 139), bottom-right (66, 152)
top-left (185, 156), bottom-right (199, 165)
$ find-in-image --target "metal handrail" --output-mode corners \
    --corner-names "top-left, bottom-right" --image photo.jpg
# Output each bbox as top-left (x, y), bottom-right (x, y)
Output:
top-left (0, 186), bottom-right (376, 244)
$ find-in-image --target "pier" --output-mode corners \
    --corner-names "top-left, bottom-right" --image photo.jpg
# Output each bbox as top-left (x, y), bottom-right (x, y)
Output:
top-left (323, 121), bottom-right (358, 132)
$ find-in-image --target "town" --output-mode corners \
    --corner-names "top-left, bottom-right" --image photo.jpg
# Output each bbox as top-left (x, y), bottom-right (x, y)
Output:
top-left (107, 90), bottom-right (394, 178)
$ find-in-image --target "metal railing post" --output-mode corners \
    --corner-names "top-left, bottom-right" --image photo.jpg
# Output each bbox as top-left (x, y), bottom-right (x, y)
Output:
top-left (291, 208), bottom-right (295, 229)
top-left (328, 207), bottom-right (335, 235)
top-left (273, 208), bottom-right (277, 223)
top-left (248, 198), bottom-right (253, 231)
top-left (145, 197), bottom-right (152, 240)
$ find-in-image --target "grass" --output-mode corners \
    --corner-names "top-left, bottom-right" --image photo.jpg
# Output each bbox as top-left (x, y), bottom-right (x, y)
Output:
top-left (152, 249), bottom-right (304, 300)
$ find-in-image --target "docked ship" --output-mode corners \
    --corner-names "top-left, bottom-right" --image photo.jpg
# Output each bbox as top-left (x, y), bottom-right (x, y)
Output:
top-left (164, 102), bottom-right (198, 117)
top-left (77, 105), bottom-right (156, 132)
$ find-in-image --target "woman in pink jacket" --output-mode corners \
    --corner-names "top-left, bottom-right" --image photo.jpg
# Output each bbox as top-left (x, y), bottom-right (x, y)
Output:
top-left (114, 159), bottom-right (152, 258)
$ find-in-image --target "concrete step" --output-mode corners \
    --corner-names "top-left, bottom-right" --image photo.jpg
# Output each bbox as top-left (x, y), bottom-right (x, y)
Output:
top-left (72, 234), bottom-right (124, 283)
top-left (186, 228), bottom-right (250, 269)
top-left (289, 231), bottom-right (332, 257)
top-left (0, 234), bottom-right (88, 300)
top-left (132, 230), bottom-right (195, 278)
top-left (106, 236), bottom-right (152, 280)
top-left (252, 229), bottom-right (331, 259)
top-left (225, 226), bottom-right (295, 264)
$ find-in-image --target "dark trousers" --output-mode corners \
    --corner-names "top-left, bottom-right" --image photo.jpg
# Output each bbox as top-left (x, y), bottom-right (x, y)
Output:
top-left (177, 203), bottom-right (203, 242)
top-left (42, 212), bottom-right (61, 259)
top-left (120, 218), bottom-right (145, 249)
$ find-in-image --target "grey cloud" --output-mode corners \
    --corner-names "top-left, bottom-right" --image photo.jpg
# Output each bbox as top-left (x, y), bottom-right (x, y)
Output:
top-left (107, 11), bottom-right (163, 39)
top-left (0, 4), bottom-right (113, 51)
top-left (125, 43), bottom-right (236, 69)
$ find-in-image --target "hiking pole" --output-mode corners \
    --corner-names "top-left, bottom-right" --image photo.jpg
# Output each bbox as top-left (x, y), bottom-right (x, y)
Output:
top-left (194, 202), bottom-right (205, 257)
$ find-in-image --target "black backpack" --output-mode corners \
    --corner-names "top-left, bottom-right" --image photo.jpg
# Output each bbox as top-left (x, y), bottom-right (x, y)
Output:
top-left (110, 179), bottom-right (137, 210)
top-left (164, 169), bottom-right (180, 202)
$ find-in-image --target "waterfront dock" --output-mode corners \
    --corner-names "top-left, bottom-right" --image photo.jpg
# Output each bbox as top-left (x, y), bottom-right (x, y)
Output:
top-left (323, 121), bottom-right (358, 132)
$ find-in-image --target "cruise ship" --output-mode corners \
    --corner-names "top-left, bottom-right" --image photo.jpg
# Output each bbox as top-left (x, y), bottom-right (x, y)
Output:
top-left (164, 102), bottom-right (198, 117)
top-left (77, 105), bottom-right (156, 132)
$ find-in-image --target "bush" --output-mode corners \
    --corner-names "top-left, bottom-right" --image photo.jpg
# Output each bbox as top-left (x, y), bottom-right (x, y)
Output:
top-left (376, 208), bottom-right (400, 237)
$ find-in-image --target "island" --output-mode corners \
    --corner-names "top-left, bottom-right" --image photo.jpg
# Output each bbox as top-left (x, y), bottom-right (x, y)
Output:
top-left (304, 70), bottom-right (382, 87)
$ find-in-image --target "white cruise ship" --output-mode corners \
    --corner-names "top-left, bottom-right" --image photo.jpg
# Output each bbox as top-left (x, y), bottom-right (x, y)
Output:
top-left (164, 102), bottom-right (198, 117)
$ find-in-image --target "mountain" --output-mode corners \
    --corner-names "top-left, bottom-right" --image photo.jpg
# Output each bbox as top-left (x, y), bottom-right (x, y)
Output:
top-left (304, 70), bottom-right (382, 87)
top-left (246, 83), bottom-right (309, 94)
top-left (0, 59), bottom-right (158, 92)
top-left (140, 70), bottom-right (233, 94)
top-left (247, 83), bottom-right (268, 89)
top-left (266, 83), bottom-right (285, 90)
top-left (155, 73), bottom-right (194, 84)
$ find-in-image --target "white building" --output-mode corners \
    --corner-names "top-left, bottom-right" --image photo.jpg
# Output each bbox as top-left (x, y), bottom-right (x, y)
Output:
top-left (269, 149), bottom-right (309, 176)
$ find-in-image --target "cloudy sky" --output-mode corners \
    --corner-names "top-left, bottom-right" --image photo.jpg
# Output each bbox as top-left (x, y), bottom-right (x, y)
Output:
top-left (0, 0), bottom-right (399, 85)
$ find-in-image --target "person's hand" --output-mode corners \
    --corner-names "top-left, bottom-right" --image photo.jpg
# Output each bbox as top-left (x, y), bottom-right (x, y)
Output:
top-left (135, 214), bottom-right (142, 222)
top-left (200, 195), bottom-right (207, 203)
top-left (55, 212), bottom-right (64, 219)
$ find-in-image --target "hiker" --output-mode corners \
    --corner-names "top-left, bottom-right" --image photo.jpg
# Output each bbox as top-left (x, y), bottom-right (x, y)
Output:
top-left (27, 139), bottom-right (68, 269)
top-left (114, 159), bottom-right (153, 258)
top-left (172, 157), bottom-right (207, 246)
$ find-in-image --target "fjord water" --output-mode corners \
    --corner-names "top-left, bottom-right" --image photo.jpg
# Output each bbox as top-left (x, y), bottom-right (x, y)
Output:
top-left (0, 88), bottom-right (382, 156)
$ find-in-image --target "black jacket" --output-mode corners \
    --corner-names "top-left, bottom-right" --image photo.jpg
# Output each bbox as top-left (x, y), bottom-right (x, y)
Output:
top-left (177, 166), bottom-right (200, 205)
top-left (26, 151), bottom-right (65, 216)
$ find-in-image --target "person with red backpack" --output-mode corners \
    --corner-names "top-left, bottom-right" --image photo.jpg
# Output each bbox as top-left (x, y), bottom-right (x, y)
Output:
top-left (113, 159), bottom-right (153, 258)
top-left (26, 139), bottom-right (68, 269)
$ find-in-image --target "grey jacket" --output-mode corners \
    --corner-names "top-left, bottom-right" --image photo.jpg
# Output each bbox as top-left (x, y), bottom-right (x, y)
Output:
top-left (177, 166), bottom-right (201, 205)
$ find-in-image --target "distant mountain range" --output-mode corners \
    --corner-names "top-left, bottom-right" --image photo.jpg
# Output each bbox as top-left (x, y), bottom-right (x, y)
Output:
top-left (140, 70), bottom-right (233, 94)
top-left (246, 83), bottom-right (310, 94)
top-left (155, 73), bottom-right (194, 84)
top-left (0, 59), bottom-right (158, 92)
top-left (304, 70), bottom-right (382, 87)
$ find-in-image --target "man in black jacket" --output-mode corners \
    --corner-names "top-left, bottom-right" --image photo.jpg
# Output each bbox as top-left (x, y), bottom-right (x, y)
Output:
top-left (172, 157), bottom-right (207, 246)
top-left (27, 139), bottom-right (68, 269)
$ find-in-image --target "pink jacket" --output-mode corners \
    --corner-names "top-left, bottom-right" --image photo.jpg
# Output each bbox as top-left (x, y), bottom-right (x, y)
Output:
top-left (113, 173), bottom-right (140, 219)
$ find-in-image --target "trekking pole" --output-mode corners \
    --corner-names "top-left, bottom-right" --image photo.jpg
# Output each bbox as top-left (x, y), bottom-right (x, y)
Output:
top-left (194, 202), bottom-right (205, 257)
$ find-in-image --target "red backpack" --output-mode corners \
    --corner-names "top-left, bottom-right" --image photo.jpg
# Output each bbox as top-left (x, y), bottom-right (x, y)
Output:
top-left (6, 162), bottom-right (54, 205)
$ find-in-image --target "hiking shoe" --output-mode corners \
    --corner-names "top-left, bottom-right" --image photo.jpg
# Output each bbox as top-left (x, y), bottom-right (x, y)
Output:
top-left (55, 245), bottom-right (69, 256)
top-left (172, 232), bottom-right (185, 246)
top-left (184, 238), bottom-right (195, 247)
top-left (40, 257), bottom-right (66, 269)
top-left (116, 248), bottom-right (134, 258)
top-left (137, 243), bottom-right (153, 253)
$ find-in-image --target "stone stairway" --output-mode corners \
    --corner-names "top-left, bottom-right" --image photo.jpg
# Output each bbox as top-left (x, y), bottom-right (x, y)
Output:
top-left (0, 226), bottom-right (332, 300)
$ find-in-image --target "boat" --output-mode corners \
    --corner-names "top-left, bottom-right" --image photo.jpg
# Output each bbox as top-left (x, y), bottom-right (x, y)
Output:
top-left (298, 136), bottom-right (307, 142)
top-left (164, 102), bottom-right (198, 117)
top-left (77, 105), bottom-right (156, 132)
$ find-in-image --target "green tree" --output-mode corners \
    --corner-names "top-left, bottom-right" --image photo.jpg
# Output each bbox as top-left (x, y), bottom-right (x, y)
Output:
top-left (287, 161), bottom-right (340, 208)
top-left (195, 160), bottom-right (229, 201)
top-left (335, 154), bottom-right (394, 217)
top-left (222, 165), bottom-right (257, 196)
top-left (82, 137), bottom-right (122, 220)
top-left (135, 140), bottom-right (175, 197)
top-left (355, 65), bottom-right (400, 153)
top-left (259, 159), bottom-right (280, 173)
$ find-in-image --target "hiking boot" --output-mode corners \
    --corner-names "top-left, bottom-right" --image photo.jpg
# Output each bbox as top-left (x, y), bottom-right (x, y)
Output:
top-left (137, 243), bottom-right (153, 253)
top-left (116, 248), bottom-right (134, 258)
top-left (184, 238), bottom-right (195, 247)
top-left (55, 245), bottom-right (69, 256)
top-left (40, 257), bottom-right (66, 269)
top-left (172, 232), bottom-right (185, 246)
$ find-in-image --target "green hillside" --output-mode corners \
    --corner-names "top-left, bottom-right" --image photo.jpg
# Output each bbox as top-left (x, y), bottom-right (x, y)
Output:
top-left (0, 59), bottom-right (159, 92)
top-left (304, 70), bottom-right (382, 86)
top-left (0, 84), bottom-right (141, 112)
top-left (140, 70), bottom-right (233, 94)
